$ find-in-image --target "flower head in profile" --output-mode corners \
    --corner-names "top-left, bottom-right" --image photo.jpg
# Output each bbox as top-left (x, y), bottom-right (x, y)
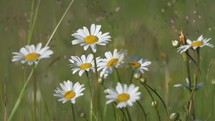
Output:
top-left (72, 24), bottom-right (111, 53)
top-left (177, 35), bottom-right (214, 53)
top-left (97, 49), bottom-right (127, 77)
top-left (12, 43), bottom-right (53, 65)
top-left (54, 80), bottom-right (85, 104)
top-left (128, 57), bottom-right (151, 74)
top-left (69, 54), bottom-right (95, 76)
top-left (105, 82), bottom-right (141, 108)
top-left (174, 78), bottom-right (203, 90)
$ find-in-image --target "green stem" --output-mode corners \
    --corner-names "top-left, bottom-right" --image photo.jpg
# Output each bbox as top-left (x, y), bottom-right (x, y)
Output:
top-left (125, 108), bottom-right (132, 121)
top-left (33, 75), bottom-right (37, 121)
top-left (145, 83), bottom-right (168, 116)
top-left (71, 104), bottom-right (76, 121)
top-left (137, 101), bottom-right (147, 121)
top-left (120, 108), bottom-right (128, 121)
top-left (27, 0), bottom-right (40, 44)
top-left (45, 0), bottom-right (75, 47)
top-left (129, 70), bottom-right (135, 84)
top-left (111, 104), bottom-right (117, 121)
top-left (141, 83), bottom-right (161, 121)
top-left (7, 65), bottom-right (37, 121)
top-left (85, 72), bottom-right (93, 121)
top-left (114, 67), bottom-right (121, 83)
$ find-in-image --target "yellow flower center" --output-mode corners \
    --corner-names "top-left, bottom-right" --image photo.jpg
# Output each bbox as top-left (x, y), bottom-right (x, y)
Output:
top-left (130, 61), bottom-right (141, 68)
top-left (80, 63), bottom-right (92, 69)
top-left (84, 35), bottom-right (98, 44)
top-left (117, 93), bottom-right (130, 102)
top-left (64, 90), bottom-right (76, 99)
top-left (191, 41), bottom-right (204, 47)
top-left (25, 52), bottom-right (40, 61)
top-left (107, 58), bottom-right (118, 67)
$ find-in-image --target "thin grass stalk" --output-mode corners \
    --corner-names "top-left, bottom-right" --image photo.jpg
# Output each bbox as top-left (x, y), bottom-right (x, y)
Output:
top-left (136, 101), bottom-right (147, 121)
top-left (7, 65), bottom-right (37, 121)
top-left (4, 79), bottom-right (7, 121)
top-left (27, 0), bottom-right (40, 44)
top-left (45, 0), bottom-right (75, 47)
top-left (71, 104), bottom-right (76, 121)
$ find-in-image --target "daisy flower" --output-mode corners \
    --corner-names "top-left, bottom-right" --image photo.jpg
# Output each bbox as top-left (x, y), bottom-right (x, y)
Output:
top-left (12, 43), bottom-right (53, 65)
top-left (71, 24), bottom-right (111, 53)
top-left (54, 80), bottom-right (85, 104)
top-left (177, 35), bottom-right (214, 53)
top-left (69, 54), bottom-right (95, 76)
top-left (128, 57), bottom-right (151, 74)
top-left (97, 49), bottom-right (127, 77)
top-left (174, 78), bottom-right (203, 90)
top-left (105, 82), bottom-right (141, 108)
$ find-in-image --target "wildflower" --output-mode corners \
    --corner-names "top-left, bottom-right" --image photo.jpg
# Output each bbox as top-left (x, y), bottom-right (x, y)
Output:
top-left (128, 57), bottom-right (151, 74)
top-left (54, 80), bottom-right (85, 104)
top-left (71, 24), bottom-right (111, 53)
top-left (177, 35), bottom-right (214, 53)
top-left (105, 82), bottom-right (141, 108)
top-left (173, 78), bottom-right (203, 90)
top-left (97, 49), bottom-right (127, 77)
top-left (12, 43), bottom-right (53, 65)
top-left (69, 54), bottom-right (95, 76)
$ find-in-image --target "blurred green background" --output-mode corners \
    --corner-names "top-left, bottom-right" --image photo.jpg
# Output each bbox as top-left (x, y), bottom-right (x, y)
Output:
top-left (1, 0), bottom-right (215, 120)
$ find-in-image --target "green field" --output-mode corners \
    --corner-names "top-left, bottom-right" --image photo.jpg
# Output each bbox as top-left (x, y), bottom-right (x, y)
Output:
top-left (1, 0), bottom-right (215, 121)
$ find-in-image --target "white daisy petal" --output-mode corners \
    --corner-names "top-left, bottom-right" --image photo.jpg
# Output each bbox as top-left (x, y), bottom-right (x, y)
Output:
top-left (105, 83), bottom-right (141, 108)
top-left (54, 80), bottom-right (85, 104)
top-left (12, 43), bottom-right (53, 65)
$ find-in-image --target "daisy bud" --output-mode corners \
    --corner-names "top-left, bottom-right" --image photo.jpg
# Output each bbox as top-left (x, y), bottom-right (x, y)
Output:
top-left (80, 113), bottom-right (86, 118)
top-left (169, 112), bottom-right (180, 121)
top-left (104, 89), bottom-right (109, 95)
top-left (134, 72), bottom-right (142, 80)
top-left (151, 100), bottom-right (158, 107)
top-left (140, 77), bottom-right (147, 84)
top-left (98, 78), bottom-right (104, 84)
top-left (172, 40), bottom-right (179, 47)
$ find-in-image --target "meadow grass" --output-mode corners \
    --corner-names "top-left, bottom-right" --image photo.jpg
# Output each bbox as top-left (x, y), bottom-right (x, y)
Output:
top-left (1, 0), bottom-right (215, 121)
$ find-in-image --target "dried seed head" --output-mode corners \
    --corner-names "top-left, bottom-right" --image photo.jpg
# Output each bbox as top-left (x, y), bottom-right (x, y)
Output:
top-left (179, 31), bottom-right (186, 45)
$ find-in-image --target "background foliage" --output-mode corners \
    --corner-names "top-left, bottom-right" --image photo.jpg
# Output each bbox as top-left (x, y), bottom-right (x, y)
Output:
top-left (1, 0), bottom-right (215, 120)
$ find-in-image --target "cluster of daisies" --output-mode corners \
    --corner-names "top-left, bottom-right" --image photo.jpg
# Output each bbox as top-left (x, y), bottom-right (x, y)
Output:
top-left (12, 24), bottom-right (151, 108)
top-left (172, 32), bottom-right (214, 53)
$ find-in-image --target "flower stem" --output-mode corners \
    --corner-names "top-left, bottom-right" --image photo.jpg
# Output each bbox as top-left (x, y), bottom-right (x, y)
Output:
top-left (137, 101), bottom-right (147, 121)
top-left (71, 104), bottom-right (76, 121)
top-left (85, 71), bottom-right (93, 121)
top-left (125, 107), bottom-right (132, 121)
top-left (114, 67), bottom-right (121, 83)
top-left (145, 83), bottom-right (168, 116)
top-left (7, 65), bottom-right (37, 121)
top-left (129, 70), bottom-right (135, 84)
top-left (141, 83), bottom-right (161, 121)
top-left (33, 75), bottom-right (37, 121)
